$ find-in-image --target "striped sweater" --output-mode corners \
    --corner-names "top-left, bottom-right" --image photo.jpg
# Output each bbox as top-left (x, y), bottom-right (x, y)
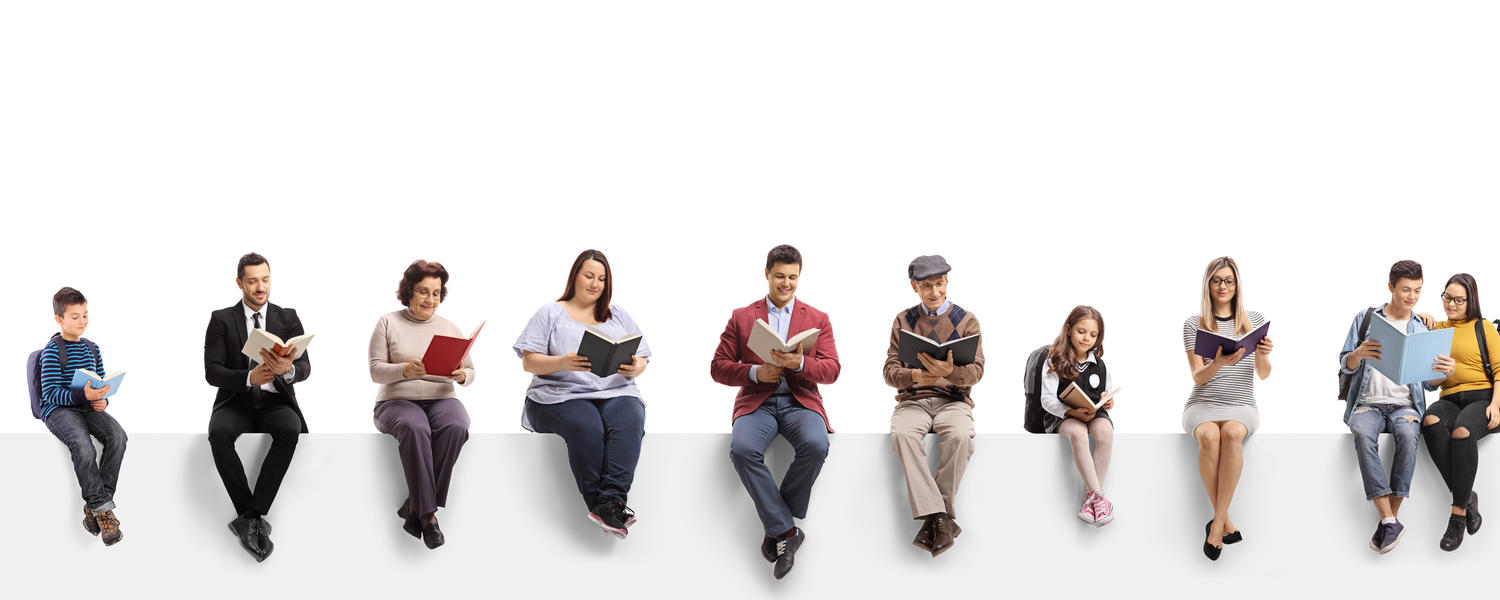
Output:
top-left (39, 337), bottom-right (105, 422)
top-left (882, 303), bottom-right (985, 405)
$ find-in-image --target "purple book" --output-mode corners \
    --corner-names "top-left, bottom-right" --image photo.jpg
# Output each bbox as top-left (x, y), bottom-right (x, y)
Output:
top-left (1193, 321), bottom-right (1271, 365)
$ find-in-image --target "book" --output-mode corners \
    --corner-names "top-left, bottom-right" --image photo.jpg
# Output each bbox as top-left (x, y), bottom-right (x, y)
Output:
top-left (241, 329), bottom-right (315, 361)
top-left (70, 369), bottom-right (125, 399)
top-left (421, 321), bottom-right (486, 378)
top-left (897, 330), bottom-right (980, 368)
top-left (1058, 382), bottom-right (1121, 411)
top-left (1192, 321), bottom-right (1271, 365)
top-left (747, 318), bottom-right (820, 364)
top-left (578, 327), bottom-right (643, 378)
top-left (1366, 316), bottom-right (1455, 385)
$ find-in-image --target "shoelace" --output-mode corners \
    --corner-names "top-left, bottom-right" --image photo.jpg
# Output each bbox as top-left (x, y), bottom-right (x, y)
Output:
top-left (1446, 515), bottom-right (1466, 536)
top-left (98, 512), bottom-right (119, 533)
top-left (775, 538), bottom-right (789, 557)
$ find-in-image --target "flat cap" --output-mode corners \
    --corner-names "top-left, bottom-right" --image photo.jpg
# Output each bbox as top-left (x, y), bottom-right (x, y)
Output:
top-left (908, 255), bottom-right (951, 281)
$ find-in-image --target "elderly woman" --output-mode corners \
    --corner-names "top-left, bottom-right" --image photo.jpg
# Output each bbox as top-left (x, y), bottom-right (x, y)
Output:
top-left (368, 260), bottom-right (474, 549)
top-left (514, 249), bottom-right (650, 539)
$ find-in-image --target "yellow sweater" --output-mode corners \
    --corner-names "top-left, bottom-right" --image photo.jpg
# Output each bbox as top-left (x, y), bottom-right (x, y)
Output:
top-left (1435, 318), bottom-right (1500, 396)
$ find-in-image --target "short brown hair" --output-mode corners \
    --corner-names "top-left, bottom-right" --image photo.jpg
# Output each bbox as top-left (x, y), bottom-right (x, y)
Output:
top-left (1389, 260), bottom-right (1423, 286)
top-left (397, 260), bottom-right (449, 305)
top-left (766, 244), bottom-right (802, 271)
top-left (52, 287), bottom-right (87, 317)
top-left (237, 252), bottom-right (269, 280)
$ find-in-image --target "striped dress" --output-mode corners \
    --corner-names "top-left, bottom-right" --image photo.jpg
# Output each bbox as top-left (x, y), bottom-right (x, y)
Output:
top-left (1181, 311), bottom-right (1265, 435)
top-left (39, 337), bottom-right (105, 422)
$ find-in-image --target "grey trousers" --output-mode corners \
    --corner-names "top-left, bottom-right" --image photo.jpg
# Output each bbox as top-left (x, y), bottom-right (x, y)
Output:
top-left (374, 398), bottom-right (470, 517)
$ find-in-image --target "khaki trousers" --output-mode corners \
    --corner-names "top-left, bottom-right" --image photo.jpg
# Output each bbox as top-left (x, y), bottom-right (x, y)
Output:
top-left (890, 396), bottom-right (975, 519)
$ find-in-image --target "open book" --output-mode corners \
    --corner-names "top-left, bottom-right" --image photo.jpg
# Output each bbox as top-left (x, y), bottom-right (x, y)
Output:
top-left (70, 369), bottom-right (125, 399)
top-left (578, 328), bottom-right (643, 378)
top-left (1192, 321), bottom-right (1271, 365)
top-left (1059, 382), bottom-right (1120, 411)
top-left (897, 330), bottom-right (980, 368)
top-left (747, 319), bottom-right (820, 364)
top-left (242, 329), bottom-right (315, 361)
top-left (421, 321), bottom-right (485, 379)
top-left (1367, 316), bottom-right (1454, 385)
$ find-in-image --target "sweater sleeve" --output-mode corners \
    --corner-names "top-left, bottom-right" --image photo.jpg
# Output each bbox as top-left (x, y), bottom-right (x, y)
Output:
top-left (368, 315), bottom-right (407, 384)
top-left (882, 315), bottom-right (913, 389)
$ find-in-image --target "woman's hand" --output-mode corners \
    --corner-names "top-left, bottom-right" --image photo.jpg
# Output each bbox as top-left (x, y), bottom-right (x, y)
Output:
top-left (448, 369), bottom-right (466, 384)
top-left (1417, 313), bottom-right (1438, 329)
top-left (402, 359), bottom-right (427, 379)
top-left (1255, 336), bottom-right (1274, 359)
top-left (1102, 391), bottom-right (1117, 411)
top-left (561, 352), bottom-right (592, 372)
top-left (1213, 346), bottom-right (1246, 367)
top-left (1432, 355), bottom-right (1456, 377)
top-left (1487, 403), bottom-right (1500, 430)
top-left (617, 355), bottom-right (647, 378)
top-left (1066, 407), bottom-right (1096, 422)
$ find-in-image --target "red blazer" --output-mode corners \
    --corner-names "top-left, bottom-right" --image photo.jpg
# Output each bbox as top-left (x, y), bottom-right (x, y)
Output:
top-left (710, 297), bottom-right (841, 432)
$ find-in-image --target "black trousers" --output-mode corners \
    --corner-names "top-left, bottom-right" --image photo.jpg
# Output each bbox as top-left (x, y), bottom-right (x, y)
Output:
top-left (208, 396), bottom-right (301, 518)
top-left (1422, 389), bottom-right (1499, 507)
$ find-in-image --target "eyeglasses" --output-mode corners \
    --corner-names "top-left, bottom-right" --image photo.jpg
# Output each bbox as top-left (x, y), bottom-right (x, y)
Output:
top-left (1210, 277), bottom-right (1237, 288)
top-left (415, 289), bottom-right (442, 300)
top-left (1441, 293), bottom-right (1468, 306)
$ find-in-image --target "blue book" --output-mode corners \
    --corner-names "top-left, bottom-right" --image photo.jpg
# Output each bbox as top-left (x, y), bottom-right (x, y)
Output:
top-left (1192, 321), bottom-right (1271, 365)
top-left (1366, 316), bottom-right (1454, 385)
top-left (70, 369), bottom-right (126, 399)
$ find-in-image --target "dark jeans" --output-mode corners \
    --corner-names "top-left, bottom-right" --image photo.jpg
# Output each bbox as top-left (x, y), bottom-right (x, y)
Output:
top-left (208, 400), bottom-right (301, 517)
top-left (526, 396), bottom-right (645, 509)
top-left (729, 394), bottom-right (830, 535)
top-left (44, 406), bottom-right (127, 513)
top-left (1422, 389), bottom-right (1499, 507)
top-left (374, 398), bottom-right (470, 517)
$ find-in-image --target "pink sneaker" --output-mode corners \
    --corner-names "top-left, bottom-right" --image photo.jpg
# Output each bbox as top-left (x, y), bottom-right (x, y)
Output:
top-left (1091, 490), bottom-right (1114, 527)
top-left (1077, 490), bottom-right (1097, 524)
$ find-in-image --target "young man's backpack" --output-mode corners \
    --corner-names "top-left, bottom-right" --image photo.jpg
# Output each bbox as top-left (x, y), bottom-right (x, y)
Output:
top-left (26, 333), bottom-right (95, 420)
top-left (1022, 344), bottom-right (1051, 433)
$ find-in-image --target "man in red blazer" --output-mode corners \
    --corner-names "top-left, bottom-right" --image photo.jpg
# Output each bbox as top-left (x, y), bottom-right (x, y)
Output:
top-left (711, 244), bottom-right (840, 580)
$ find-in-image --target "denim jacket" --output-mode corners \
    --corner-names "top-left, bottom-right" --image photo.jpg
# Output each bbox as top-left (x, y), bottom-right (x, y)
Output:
top-left (1337, 305), bottom-right (1438, 424)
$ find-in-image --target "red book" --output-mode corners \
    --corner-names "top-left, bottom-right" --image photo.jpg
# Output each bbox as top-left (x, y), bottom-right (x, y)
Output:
top-left (421, 321), bottom-right (486, 376)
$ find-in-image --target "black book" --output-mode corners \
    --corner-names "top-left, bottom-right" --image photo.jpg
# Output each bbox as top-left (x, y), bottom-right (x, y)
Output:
top-left (577, 328), bottom-right (643, 378)
top-left (897, 330), bottom-right (981, 368)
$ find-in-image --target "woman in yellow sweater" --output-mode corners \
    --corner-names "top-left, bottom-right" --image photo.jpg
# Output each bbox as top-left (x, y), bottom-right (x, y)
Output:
top-left (1424, 273), bottom-right (1500, 551)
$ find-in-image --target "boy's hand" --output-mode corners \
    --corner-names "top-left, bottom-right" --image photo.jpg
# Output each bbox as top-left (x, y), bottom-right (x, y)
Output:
top-left (83, 383), bottom-right (110, 401)
top-left (91, 399), bottom-right (107, 412)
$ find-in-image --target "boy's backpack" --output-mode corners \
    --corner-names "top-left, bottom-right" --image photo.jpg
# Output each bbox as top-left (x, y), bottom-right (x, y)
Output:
top-left (27, 334), bottom-right (94, 420)
top-left (1022, 344), bottom-right (1051, 433)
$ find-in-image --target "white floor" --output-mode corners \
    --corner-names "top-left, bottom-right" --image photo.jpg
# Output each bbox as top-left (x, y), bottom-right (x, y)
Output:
top-left (3, 432), bottom-right (1493, 598)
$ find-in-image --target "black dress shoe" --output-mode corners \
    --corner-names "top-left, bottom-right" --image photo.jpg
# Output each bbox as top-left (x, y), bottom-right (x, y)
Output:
top-left (422, 520), bottom-right (445, 549)
top-left (772, 527), bottom-right (805, 580)
top-left (1467, 492), bottom-right (1483, 535)
top-left (760, 535), bottom-right (777, 562)
top-left (1203, 520), bottom-right (1222, 561)
top-left (397, 502), bottom-right (421, 539)
top-left (229, 515), bottom-right (265, 562)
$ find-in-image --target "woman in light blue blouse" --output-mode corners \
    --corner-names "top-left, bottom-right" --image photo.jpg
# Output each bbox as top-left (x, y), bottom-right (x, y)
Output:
top-left (514, 249), bottom-right (650, 539)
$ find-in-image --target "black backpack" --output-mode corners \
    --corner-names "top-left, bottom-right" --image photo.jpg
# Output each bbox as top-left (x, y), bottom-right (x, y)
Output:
top-left (1477, 319), bottom-right (1497, 386)
top-left (1022, 345), bottom-right (1051, 433)
top-left (26, 334), bottom-right (94, 420)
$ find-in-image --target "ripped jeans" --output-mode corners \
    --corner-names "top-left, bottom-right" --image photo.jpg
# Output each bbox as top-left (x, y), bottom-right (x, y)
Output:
top-left (1349, 403), bottom-right (1421, 501)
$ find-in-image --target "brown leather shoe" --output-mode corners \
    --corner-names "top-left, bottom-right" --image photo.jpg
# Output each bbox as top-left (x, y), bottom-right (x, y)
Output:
top-left (930, 514), bottom-right (959, 557)
top-left (912, 516), bottom-right (935, 551)
top-left (83, 506), bottom-right (100, 536)
top-left (95, 510), bottom-right (123, 546)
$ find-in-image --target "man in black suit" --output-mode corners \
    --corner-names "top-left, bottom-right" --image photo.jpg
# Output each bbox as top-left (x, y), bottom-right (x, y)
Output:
top-left (204, 252), bottom-right (310, 562)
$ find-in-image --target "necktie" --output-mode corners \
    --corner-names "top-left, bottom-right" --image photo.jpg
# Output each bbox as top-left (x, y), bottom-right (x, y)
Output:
top-left (251, 312), bottom-right (265, 409)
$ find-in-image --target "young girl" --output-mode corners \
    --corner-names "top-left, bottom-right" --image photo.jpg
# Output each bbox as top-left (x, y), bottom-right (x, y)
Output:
top-left (1039, 305), bottom-right (1118, 527)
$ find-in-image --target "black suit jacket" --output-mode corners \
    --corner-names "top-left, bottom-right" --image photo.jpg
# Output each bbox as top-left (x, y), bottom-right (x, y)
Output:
top-left (204, 301), bottom-right (311, 432)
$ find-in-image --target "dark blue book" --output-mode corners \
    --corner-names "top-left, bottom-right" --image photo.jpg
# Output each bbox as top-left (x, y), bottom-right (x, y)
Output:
top-left (1192, 321), bottom-right (1270, 365)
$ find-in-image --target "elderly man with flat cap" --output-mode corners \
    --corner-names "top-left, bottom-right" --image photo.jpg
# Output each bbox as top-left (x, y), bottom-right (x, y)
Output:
top-left (882, 255), bottom-right (983, 557)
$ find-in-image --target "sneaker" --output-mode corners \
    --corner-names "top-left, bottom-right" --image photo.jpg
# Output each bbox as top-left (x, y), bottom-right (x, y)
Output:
top-left (1091, 490), bottom-right (1114, 527)
top-left (1077, 490), bottom-right (1097, 524)
top-left (95, 510), bottom-right (122, 546)
top-left (82, 506), bottom-right (100, 536)
top-left (772, 527), bottom-right (805, 580)
top-left (1440, 514), bottom-right (1466, 552)
top-left (1467, 491), bottom-right (1483, 535)
top-left (1371, 521), bottom-right (1404, 554)
top-left (587, 498), bottom-right (629, 539)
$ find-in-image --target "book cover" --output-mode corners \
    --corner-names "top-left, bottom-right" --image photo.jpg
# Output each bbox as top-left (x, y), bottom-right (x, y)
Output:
top-left (1366, 316), bottom-right (1454, 385)
top-left (421, 321), bottom-right (486, 377)
top-left (70, 369), bottom-right (125, 399)
top-left (897, 330), bottom-right (980, 368)
top-left (1192, 321), bottom-right (1271, 365)
top-left (747, 319), bottom-right (820, 364)
top-left (578, 328), bottom-right (643, 378)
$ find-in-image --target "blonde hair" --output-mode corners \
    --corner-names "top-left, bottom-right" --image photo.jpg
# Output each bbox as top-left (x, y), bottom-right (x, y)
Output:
top-left (1199, 256), bottom-right (1250, 335)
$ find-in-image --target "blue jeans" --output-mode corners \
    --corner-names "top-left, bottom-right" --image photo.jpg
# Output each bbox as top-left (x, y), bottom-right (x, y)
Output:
top-left (729, 394), bottom-right (830, 536)
top-left (526, 396), bottom-right (645, 510)
top-left (1349, 404), bottom-right (1421, 501)
top-left (44, 406), bottom-right (127, 513)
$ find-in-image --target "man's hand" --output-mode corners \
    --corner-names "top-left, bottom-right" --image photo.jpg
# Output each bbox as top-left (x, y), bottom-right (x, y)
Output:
top-left (911, 368), bottom-right (942, 386)
top-left (916, 351), bottom-right (955, 379)
top-left (769, 346), bottom-right (804, 370)
top-left (259, 348), bottom-right (294, 376)
top-left (757, 364), bottom-right (785, 384)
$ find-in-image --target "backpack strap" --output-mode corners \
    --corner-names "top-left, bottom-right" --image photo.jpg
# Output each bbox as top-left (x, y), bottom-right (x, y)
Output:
top-left (1477, 320), bottom-right (1494, 385)
top-left (1357, 307), bottom-right (1376, 344)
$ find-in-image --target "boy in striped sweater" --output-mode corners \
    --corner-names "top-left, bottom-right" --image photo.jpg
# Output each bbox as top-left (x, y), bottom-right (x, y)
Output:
top-left (39, 287), bottom-right (127, 545)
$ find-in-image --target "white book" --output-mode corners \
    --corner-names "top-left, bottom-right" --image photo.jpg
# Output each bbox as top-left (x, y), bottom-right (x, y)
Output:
top-left (747, 318), bottom-right (820, 364)
top-left (241, 329), bottom-right (315, 361)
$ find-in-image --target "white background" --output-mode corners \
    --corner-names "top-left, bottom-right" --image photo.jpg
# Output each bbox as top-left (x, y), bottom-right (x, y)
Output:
top-left (3, 1), bottom-right (1498, 436)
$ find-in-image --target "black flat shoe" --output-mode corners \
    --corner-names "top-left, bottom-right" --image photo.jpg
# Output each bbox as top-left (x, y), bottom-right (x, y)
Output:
top-left (1203, 520), bottom-right (1222, 561)
top-left (1467, 491), bottom-right (1483, 535)
top-left (1223, 528), bottom-right (1243, 544)
top-left (397, 501), bottom-right (421, 539)
top-left (422, 520), bottom-right (445, 550)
